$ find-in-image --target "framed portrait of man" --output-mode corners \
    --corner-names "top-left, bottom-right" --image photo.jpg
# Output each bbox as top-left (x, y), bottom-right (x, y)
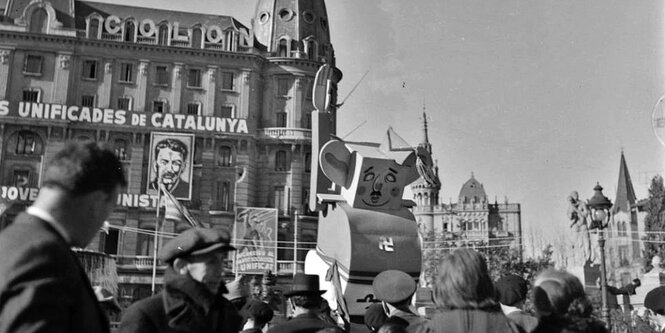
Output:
top-left (146, 132), bottom-right (194, 200)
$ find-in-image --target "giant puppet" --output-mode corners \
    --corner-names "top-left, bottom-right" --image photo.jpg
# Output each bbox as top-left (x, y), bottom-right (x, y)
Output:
top-left (305, 65), bottom-right (438, 321)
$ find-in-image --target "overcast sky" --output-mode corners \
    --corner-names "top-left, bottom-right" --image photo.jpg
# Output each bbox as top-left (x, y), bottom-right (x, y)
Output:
top-left (98, 0), bottom-right (665, 255)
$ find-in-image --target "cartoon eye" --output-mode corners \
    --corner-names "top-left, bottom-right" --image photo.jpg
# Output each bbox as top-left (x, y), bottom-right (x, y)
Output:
top-left (363, 173), bottom-right (375, 181)
top-left (385, 174), bottom-right (396, 183)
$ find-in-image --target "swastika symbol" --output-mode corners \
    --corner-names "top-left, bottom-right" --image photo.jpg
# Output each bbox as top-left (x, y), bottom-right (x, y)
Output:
top-left (378, 237), bottom-right (394, 252)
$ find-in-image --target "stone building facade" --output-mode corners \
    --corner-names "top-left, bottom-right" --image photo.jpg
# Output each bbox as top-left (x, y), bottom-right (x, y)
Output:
top-left (0, 0), bottom-right (341, 304)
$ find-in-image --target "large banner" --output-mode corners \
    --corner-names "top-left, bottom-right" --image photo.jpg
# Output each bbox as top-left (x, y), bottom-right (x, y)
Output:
top-left (233, 207), bottom-right (278, 274)
top-left (146, 132), bottom-right (194, 200)
top-left (0, 101), bottom-right (249, 134)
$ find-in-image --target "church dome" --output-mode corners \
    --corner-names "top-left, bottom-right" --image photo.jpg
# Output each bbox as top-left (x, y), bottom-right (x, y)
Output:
top-left (252, 0), bottom-right (333, 63)
top-left (458, 174), bottom-right (486, 204)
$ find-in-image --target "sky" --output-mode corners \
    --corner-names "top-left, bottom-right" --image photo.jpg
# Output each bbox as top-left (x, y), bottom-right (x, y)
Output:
top-left (97, 0), bottom-right (665, 256)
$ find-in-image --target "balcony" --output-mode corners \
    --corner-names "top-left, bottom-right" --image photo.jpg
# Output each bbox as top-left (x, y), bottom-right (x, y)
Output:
top-left (115, 255), bottom-right (166, 270)
top-left (260, 128), bottom-right (312, 141)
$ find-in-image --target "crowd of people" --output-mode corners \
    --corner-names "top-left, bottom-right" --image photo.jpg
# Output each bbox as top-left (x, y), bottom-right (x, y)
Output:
top-left (1, 141), bottom-right (665, 333)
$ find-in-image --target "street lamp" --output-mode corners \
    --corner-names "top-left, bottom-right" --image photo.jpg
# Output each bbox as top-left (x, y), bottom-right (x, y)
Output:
top-left (587, 183), bottom-right (613, 329)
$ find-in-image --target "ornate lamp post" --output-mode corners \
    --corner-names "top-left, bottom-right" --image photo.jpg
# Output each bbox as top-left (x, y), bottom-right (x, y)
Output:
top-left (587, 183), bottom-right (613, 329)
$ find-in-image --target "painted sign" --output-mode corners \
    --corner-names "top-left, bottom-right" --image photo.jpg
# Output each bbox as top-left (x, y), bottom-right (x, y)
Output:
top-left (0, 101), bottom-right (249, 134)
top-left (233, 207), bottom-right (278, 274)
top-left (146, 132), bottom-right (194, 200)
top-left (0, 185), bottom-right (169, 209)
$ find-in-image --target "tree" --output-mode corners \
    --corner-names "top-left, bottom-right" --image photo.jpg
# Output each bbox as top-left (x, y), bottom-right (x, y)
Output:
top-left (642, 175), bottom-right (665, 271)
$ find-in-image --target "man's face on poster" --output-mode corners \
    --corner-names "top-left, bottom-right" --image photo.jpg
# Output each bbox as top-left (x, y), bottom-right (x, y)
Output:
top-left (155, 147), bottom-right (185, 189)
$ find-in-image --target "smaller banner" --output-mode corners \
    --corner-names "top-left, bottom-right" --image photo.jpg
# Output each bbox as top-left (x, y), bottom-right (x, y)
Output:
top-left (233, 207), bottom-right (278, 274)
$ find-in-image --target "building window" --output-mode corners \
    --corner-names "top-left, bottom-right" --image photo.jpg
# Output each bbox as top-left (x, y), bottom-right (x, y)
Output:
top-left (82, 60), bottom-right (98, 79)
top-left (88, 18), bottom-right (100, 39)
top-left (304, 153), bottom-right (311, 172)
top-left (277, 78), bottom-right (290, 96)
top-left (155, 65), bottom-right (169, 86)
top-left (153, 100), bottom-right (166, 113)
top-left (218, 146), bottom-right (232, 167)
top-left (186, 102), bottom-right (200, 115)
top-left (29, 8), bottom-right (48, 33)
top-left (100, 229), bottom-right (119, 255)
top-left (124, 21), bottom-right (135, 42)
top-left (22, 89), bottom-right (40, 102)
top-left (23, 55), bottom-right (43, 75)
top-left (114, 138), bottom-right (129, 161)
top-left (158, 25), bottom-right (169, 45)
top-left (276, 112), bottom-right (287, 127)
top-left (187, 68), bottom-right (202, 88)
top-left (221, 72), bottom-right (235, 90)
top-left (216, 181), bottom-right (231, 211)
top-left (220, 105), bottom-right (234, 118)
top-left (119, 63), bottom-right (133, 83)
top-left (278, 39), bottom-right (288, 57)
top-left (13, 169), bottom-right (30, 187)
top-left (275, 150), bottom-right (288, 171)
top-left (15, 130), bottom-right (38, 155)
top-left (274, 186), bottom-right (287, 215)
top-left (117, 97), bottom-right (132, 110)
top-left (81, 95), bottom-right (95, 107)
top-left (192, 28), bottom-right (203, 49)
top-left (304, 113), bottom-right (311, 129)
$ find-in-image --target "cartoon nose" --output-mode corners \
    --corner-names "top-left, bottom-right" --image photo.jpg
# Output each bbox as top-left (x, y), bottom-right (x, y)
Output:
top-left (372, 178), bottom-right (383, 192)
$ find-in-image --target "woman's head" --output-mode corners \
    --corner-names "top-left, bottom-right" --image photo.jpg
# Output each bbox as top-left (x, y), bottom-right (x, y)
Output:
top-left (533, 269), bottom-right (591, 318)
top-left (433, 248), bottom-right (496, 309)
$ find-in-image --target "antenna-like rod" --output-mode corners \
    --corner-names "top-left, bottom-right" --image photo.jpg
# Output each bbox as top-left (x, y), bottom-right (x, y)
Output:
top-left (337, 69), bottom-right (369, 109)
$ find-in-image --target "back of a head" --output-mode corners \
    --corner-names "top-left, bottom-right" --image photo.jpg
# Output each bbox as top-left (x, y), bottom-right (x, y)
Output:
top-left (42, 141), bottom-right (126, 196)
top-left (364, 303), bottom-right (388, 331)
top-left (378, 322), bottom-right (408, 333)
top-left (533, 269), bottom-right (590, 319)
top-left (241, 300), bottom-right (274, 328)
top-left (433, 248), bottom-right (496, 309)
top-left (494, 274), bottom-right (528, 306)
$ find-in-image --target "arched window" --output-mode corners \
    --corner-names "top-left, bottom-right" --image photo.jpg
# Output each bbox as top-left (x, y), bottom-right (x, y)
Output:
top-left (191, 27), bottom-right (203, 49)
top-left (158, 24), bottom-right (169, 45)
top-left (88, 18), bottom-right (100, 39)
top-left (10, 130), bottom-right (43, 155)
top-left (225, 30), bottom-right (234, 51)
top-left (275, 150), bottom-right (288, 171)
top-left (124, 21), bottom-right (135, 42)
top-left (218, 146), bottom-right (232, 167)
top-left (291, 40), bottom-right (300, 56)
top-left (277, 39), bottom-right (288, 57)
top-left (29, 8), bottom-right (48, 33)
top-left (306, 40), bottom-right (317, 60)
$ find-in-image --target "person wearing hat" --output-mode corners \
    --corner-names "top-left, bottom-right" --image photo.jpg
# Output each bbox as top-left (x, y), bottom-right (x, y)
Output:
top-left (267, 273), bottom-right (343, 333)
top-left (372, 270), bottom-right (427, 332)
top-left (645, 286), bottom-right (665, 331)
top-left (494, 274), bottom-right (538, 333)
top-left (119, 228), bottom-right (242, 333)
top-left (240, 299), bottom-right (274, 333)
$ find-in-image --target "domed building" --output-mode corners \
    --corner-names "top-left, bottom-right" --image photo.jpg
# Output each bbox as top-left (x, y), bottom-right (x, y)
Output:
top-left (411, 113), bottom-right (522, 249)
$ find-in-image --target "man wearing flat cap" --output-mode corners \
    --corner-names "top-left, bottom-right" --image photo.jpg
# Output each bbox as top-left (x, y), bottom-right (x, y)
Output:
top-left (645, 286), bottom-right (665, 331)
top-left (267, 273), bottom-right (343, 333)
top-left (119, 228), bottom-right (242, 333)
top-left (494, 274), bottom-right (538, 333)
top-left (372, 270), bottom-right (427, 331)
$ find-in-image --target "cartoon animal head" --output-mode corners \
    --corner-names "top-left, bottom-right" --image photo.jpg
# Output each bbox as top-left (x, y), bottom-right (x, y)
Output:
top-left (319, 140), bottom-right (421, 211)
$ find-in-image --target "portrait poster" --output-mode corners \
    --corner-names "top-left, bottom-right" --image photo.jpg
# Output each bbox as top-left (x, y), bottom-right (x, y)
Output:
top-left (146, 132), bottom-right (194, 200)
top-left (233, 207), bottom-right (278, 274)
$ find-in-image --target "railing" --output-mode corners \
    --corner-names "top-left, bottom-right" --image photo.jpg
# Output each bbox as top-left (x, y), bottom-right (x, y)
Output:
top-left (136, 36), bottom-right (156, 45)
top-left (276, 260), bottom-right (304, 274)
top-left (114, 255), bottom-right (165, 269)
top-left (205, 43), bottom-right (225, 50)
top-left (101, 32), bottom-right (122, 41)
top-left (260, 128), bottom-right (312, 140)
top-left (171, 40), bottom-right (190, 48)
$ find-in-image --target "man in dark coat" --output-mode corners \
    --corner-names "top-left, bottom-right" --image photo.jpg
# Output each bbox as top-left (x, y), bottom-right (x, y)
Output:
top-left (494, 274), bottom-right (538, 333)
top-left (372, 270), bottom-right (428, 332)
top-left (267, 273), bottom-right (343, 333)
top-left (119, 228), bottom-right (242, 333)
top-left (0, 141), bottom-right (127, 333)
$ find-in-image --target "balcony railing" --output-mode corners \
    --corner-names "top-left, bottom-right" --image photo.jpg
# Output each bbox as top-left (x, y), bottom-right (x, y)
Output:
top-left (260, 128), bottom-right (312, 141)
top-left (276, 260), bottom-right (304, 274)
top-left (114, 255), bottom-right (165, 269)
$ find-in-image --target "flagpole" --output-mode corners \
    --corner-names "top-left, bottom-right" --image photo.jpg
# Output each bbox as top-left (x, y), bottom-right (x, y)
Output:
top-left (151, 184), bottom-right (163, 295)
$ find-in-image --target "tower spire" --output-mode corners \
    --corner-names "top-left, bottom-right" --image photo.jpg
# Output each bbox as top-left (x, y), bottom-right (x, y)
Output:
top-left (420, 103), bottom-right (431, 154)
top-left (612, 150), bottom-right (637, 214)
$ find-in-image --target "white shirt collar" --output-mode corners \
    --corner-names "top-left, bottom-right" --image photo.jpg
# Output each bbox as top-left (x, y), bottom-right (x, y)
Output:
top-left (26, 206), bottom-right (71, 244)
top-left (500, 303), bottom-right (522, 315)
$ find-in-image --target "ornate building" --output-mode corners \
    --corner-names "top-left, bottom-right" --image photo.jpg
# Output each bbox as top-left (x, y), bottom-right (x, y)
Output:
top-left (411, 112), bottom-right (523, 250)
top-left (0, 0), bottom-right (341, 304)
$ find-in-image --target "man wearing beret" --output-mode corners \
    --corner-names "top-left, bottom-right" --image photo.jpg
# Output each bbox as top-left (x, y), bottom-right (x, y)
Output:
top-left (494, 274), bottom-right (538, 333)
top-left (372, 270), bottom-right (428, 331)
top-left (119, 228), bottom-right (242, 333)
top-left (267, 273), bottom-right (343, 333)
top-left (645, 286), bottom-right (665, 331)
